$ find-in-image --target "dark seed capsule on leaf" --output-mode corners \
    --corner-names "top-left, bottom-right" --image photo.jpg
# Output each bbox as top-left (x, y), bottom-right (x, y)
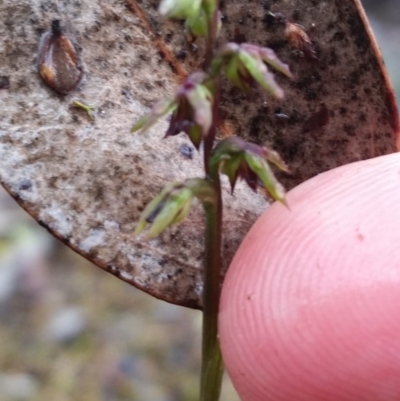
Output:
top-left (38, 20), bottom-right (83, 95)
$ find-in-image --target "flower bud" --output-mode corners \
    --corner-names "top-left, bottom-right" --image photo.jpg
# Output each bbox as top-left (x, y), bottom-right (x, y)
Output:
top-left (131, 98), bottom-right (177, 133)
top-left (159, 0), bottom-right (201, 19)
top-left (132, 72), bottom-right (213, 149)
top-left (165, 72), bottom-right (213, 148)
top-left (135, 179), bottom-right (216, 240)
top-left (213, 43), bottom-right (292, 98)
top-left (135, 183), bottom-right (194, 240)
top-left (210, 137), bottom-right (287, 205)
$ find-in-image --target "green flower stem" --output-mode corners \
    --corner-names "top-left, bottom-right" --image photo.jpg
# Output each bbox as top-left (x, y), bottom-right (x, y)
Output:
top-left (200, 175), bottom-right (224, 401)
top-left (203, 76), bottom-right (220, 177)
top-left (203, 0), bottom-right (221, 175)
top-left (201, 2), bottom-right (224, 400)
top-left (204, 0), bottom-right (220, 69)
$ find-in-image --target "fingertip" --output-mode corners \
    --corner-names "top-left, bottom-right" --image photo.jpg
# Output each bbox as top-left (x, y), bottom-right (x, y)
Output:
top-left (220, 153), bottom-right (400, 401)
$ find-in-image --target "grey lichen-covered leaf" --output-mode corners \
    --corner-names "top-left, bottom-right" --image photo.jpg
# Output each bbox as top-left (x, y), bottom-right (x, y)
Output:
top-left (0, 0), bottom-right (398, 309)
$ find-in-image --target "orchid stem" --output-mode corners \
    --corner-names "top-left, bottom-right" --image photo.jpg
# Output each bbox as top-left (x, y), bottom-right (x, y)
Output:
top-left (200, 175), bottom-right (224, 401)
top-left (200, 1), bottom-right (224, 400)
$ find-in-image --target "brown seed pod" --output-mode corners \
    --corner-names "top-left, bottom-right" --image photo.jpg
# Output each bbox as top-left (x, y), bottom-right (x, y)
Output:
top-left (285, 21), bottom-right (317, 60)
top-left (38, 20), bottom-right (83, 95)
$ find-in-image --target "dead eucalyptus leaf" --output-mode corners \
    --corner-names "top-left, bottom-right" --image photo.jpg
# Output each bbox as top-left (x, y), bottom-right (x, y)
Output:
top-left (0, 0), bottom-right (398, 309)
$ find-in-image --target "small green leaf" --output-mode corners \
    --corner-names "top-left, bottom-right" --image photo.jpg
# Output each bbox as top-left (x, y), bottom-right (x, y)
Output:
top-left (135, 179), bottom-right (216, 240)
top-left (210, 137), bottom-right (243, 175)
top-left (186, 9), bottom-right (208, 38)
top-left (163, 73), bottom-right (213, 148)
top-left (186, 85), bottom-right (213, 136)
top-left (264, 149), bottom-right (290, 173)
top-left (202, 0), bottom-right (217, 17)
top-left (145, 187), bottom-right (193, 240)
top-left (210, 56), bottom-right (224, 77)
top-left (238, 50), bottom-right (284, 99)
top-left (188, 125), bottom-right (203, 149)
top-left (171, 195), bottom-right (194, 225)
top-left (134, 186), bottom-right (173, 236)
top-left (259, 47), bottom-right (293, 79)
top-left (225, 56), bottom-right (248, 92)
top-left (220, 154), bottom-right (242, 192)
top-left (131, 114), bottom-right (150, 133)
top-left (244, 153), bottom-right (287, 205)
top-left (131, 99), bottom-right (176, 133)
top-left (146, 188), bottom-right (193, 239)
top-left (240, 44), bottom-right (293, 79)
top-left (159, 0), bottom-right (201, 19)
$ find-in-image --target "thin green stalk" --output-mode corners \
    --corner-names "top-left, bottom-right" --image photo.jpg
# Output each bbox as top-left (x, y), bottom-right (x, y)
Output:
top-left (203, 76), bottom-right (220, 177)
top-left (200, 2), bottom-right (224, 400)
top-left (204, 1), bottom-right (220, 70)
top-left (200, 81), bottom-right (223, 401)
top-left (200, 112), bottom-right (224, 400)
top-left (200, 175), bottom-right (224, 401)
top-left (203, 0), bottom-right (220, 176)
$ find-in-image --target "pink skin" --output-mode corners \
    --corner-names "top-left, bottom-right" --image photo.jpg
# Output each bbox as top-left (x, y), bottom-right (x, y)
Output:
top-left (219, 153), bottom-right (400, 401)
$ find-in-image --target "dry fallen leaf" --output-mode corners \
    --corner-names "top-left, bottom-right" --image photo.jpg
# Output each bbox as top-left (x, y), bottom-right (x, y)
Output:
top-left (0, 0), bottom-right (398, 309)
